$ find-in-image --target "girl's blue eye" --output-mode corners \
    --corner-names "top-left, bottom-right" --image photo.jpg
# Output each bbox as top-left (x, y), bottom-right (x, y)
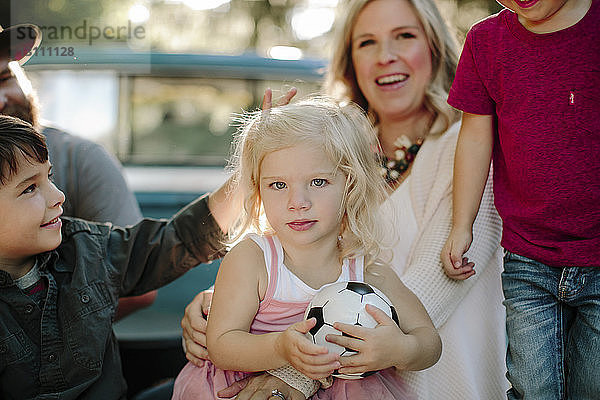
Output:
top-left (397, 32), bottom-right (416, 39)
top-left (312, 178), bottom-right (327, 187)
top-left (271, 181), bottom-right (286, 190)
top-left (358, 39), bottom-right (375, 48)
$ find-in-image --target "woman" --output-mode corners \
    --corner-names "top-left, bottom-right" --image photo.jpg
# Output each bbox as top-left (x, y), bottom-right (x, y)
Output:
top-left (183, 0), bottom-right (508, 398)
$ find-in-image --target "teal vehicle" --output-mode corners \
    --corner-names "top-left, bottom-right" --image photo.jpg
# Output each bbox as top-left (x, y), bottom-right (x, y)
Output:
top-left (26, 47), bottom-right (325, 216)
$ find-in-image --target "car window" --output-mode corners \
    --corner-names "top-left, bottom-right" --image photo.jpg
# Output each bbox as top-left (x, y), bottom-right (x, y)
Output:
top-left (26, 51), bottom-right (325, 167)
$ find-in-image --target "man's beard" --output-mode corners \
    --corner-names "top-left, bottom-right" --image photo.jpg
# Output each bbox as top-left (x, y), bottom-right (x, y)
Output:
top-left (1, 93), bottom-right (40, 128)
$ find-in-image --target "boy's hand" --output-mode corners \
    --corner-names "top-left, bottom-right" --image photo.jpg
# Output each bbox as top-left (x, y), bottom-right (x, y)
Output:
top-left (441, 228), bottom-right (475, 280)
top-left (275, 318), bottom-right (340, 379)
top-left (181, 289), bottom-right (213, 366)
top-left (326, 304), bottom-right (404, 374)
top-left (262, 87), bottom-right (297, 110)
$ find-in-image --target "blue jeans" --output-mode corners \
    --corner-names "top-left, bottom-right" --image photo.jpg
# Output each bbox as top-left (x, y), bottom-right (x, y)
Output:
top-left (502, 251), bottom-right (600, 400)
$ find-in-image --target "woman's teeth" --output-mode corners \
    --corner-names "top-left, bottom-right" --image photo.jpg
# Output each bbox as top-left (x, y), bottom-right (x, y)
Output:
top-left (377, 74), bottom-right (408, 85)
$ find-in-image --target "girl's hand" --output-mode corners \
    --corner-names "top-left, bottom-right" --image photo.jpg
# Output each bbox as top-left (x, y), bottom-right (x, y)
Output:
top-left (441, 228), bottom-right (475, 280)
top-left (181, 289), bottom-right (213, 366)
top-left (276, 318), bottom-right (340, 379)
top-left (326, 304), bottom-right (407, 375)
top-left (262, 87), bottom-right (297, 110)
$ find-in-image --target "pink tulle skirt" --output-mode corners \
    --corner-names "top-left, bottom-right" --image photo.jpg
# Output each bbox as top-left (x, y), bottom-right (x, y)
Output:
top-left (172, 361), bottom-right (251, 400)
top-left (173, 361), bottom-right (414, 400)
top-left (312, 368), bottom-right (414, 400)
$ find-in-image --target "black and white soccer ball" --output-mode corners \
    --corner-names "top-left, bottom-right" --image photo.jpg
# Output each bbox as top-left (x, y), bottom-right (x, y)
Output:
top-left (303, 281), bottom-right (399, 379)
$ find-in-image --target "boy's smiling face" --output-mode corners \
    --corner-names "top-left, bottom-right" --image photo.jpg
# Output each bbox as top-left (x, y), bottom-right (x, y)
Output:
top-left (0, 153), bottom-right (64, 274)
top-left (496, 0), bottom-right (587, 32)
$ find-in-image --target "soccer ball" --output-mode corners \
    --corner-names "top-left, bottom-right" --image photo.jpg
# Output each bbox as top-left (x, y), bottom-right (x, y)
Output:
top-left (304, 281), bottom-right (399, 379)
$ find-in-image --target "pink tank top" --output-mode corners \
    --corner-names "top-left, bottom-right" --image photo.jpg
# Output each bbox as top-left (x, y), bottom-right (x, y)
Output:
top-left (250, 235), bottom-right (358, 335)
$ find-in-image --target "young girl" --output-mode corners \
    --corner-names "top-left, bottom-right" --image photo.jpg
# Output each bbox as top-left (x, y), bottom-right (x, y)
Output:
top-left (172, 97), bottom-right (441, 399)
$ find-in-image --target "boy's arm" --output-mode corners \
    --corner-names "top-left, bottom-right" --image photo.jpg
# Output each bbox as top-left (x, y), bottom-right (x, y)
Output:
top-left (442, 112), bottom-right (494, 279)
top-left (207, 176), bottom-right (241, 234)
top-left (107, 194), bottom-right (225, 297)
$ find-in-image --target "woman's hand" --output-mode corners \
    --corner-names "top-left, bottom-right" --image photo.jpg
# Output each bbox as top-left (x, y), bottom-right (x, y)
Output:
top-left (325, 304), bottom-right (407, 375)
top-left (276, 318), bottom-right (340, 379)
top-left (217, 373), bottom-right (305, 400)
top-left (181, 289), bottom-right (213, 366)
top-left (441, 227), bottom-right (475, 280)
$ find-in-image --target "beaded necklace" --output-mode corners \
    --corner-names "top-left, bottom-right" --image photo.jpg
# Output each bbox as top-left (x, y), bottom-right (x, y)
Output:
top-left (379, 135), bottom-right (424, 187)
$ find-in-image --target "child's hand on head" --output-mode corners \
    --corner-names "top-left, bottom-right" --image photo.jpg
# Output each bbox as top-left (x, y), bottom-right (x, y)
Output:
top-left (441, 228), bottom-right (475, 280)
top-left (275, 318), bottom-right (340, 379)
top-left (326, 304), bottom-right (405, 375)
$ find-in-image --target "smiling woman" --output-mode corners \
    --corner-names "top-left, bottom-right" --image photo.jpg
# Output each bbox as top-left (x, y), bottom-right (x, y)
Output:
top-left (350, 0), bottom-right (433, 125)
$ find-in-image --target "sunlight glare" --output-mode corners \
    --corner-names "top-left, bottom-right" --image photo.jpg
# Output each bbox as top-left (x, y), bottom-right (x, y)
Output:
top-left (183, 0), bottom-right (230, 11)
top-left (269, 46), bottom-right (303, 60)
top-left (128, 4), bottom-right (150, 24)
top-left (291, 7), bottom-right (335, 40)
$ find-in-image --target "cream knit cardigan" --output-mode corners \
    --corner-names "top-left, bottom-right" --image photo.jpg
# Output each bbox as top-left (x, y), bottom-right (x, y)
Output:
top-left (397, 122), bottom-right (509, 399)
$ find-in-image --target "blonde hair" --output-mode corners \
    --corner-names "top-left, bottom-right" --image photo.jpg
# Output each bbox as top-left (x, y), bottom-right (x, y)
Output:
top-left (325, 0), bottom-right (459, 135)
top-left (228, 96), bottom-right (389, 261)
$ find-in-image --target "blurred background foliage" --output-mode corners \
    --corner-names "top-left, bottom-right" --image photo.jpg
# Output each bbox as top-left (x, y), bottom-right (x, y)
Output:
top-left (2, 0), bottom-right (502, 164)
top-left (4, 0), bottom-right (502, 59)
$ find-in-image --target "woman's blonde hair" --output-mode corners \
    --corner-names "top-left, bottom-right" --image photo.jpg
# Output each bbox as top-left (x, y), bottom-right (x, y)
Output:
top-left (228, 96), bottom-right (389, 261)
top-left (325, 0), bottom-right (459, 135)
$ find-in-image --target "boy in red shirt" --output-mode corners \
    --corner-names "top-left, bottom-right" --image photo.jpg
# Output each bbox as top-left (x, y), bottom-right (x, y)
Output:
top-left (442, 0), bottom-right (600, 398)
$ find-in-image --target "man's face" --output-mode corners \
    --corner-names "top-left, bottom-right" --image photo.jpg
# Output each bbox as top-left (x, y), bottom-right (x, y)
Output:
top-left (0, 59), bottom-right (37, 126)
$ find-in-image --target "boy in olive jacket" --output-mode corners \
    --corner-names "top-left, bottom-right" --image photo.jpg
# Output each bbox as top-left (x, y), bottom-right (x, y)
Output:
top-left (0, 115), bottom-right (224, 399)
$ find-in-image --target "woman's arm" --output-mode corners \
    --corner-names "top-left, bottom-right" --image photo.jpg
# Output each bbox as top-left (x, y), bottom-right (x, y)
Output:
top-left (181, 289), bottom-right (213, 365)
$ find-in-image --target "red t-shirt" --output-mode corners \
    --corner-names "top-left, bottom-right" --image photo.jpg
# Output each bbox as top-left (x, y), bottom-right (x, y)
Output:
top-left (448, 2), bottom-right (600, 267)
